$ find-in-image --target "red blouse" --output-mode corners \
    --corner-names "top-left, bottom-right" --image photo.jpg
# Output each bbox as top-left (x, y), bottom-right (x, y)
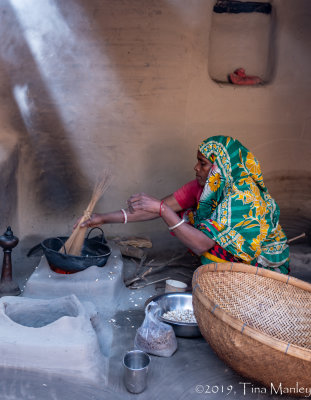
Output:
top-left (173, 180), bottom-right (203, 210)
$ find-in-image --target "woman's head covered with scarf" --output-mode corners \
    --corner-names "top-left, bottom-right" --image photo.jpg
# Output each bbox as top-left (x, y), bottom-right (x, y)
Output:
top-left (195, 135), bottom-right (289, 273)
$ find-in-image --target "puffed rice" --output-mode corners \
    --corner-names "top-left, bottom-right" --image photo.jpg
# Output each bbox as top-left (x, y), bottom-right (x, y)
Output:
top-left (162, 309), bottom-right (197, 323)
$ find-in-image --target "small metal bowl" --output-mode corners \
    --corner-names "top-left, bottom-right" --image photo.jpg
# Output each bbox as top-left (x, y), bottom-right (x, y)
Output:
top-left (145, 292), bottom-right (201, 338)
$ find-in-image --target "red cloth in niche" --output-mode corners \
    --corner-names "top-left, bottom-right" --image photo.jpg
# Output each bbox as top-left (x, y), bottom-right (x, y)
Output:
top-left (229, 68), bottom-right (263, 85)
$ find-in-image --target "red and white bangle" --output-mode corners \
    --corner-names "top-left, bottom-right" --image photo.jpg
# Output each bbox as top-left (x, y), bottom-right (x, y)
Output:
top-left (121, 208), bottom-right (128, 224)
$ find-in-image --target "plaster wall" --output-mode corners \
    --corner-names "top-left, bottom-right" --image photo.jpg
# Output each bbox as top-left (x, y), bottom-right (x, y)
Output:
top-left (0, 0), bottom-right (310, 242)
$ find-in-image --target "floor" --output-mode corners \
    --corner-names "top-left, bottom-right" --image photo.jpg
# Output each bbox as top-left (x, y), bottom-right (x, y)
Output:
top-left (0, 235), bottom-right (310, 400)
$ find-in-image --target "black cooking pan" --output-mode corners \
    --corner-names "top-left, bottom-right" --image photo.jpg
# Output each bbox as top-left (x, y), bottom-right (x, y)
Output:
top-left (28, 228), bottom-right (111, 273)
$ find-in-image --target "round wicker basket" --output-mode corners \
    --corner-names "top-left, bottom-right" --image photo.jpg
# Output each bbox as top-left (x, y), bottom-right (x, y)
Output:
top-left (192, 263), bottom-right (311, 395)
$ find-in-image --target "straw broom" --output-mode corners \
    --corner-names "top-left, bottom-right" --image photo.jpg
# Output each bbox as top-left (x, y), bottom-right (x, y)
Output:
top-left (60, 172), bottom-right (112, 256)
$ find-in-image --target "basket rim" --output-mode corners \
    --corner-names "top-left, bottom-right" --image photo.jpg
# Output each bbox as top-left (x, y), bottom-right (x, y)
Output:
top-left (192, 262), bottom-right (311, 362)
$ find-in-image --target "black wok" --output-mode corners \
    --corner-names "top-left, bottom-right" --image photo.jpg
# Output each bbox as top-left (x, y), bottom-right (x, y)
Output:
top-left (29, 228), bottom-right (111, 273)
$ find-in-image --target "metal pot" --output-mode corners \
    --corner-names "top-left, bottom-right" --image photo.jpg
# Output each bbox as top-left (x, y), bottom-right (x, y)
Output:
top-left (40, 228), bottom-right (111, 273)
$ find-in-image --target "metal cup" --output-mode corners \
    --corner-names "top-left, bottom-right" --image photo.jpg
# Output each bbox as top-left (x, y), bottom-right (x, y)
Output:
top-left (123, 350), bottom-right (150, 394)
top-left (165, 279), bottom-right (187, 293)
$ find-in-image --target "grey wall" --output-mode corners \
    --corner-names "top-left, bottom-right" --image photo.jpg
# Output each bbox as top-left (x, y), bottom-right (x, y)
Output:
top-left (0, 0), bottom-right (310, 242)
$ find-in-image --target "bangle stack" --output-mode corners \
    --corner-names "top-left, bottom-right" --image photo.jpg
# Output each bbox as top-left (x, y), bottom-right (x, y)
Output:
top-left (168, 219), bottom-right (185, 231)
top-left (121, 208), bottom-right (128, 224)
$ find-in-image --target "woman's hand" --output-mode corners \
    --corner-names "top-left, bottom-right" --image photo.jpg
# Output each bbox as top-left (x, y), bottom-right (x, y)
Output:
top-left (74, 213), bottom-right (105, 229)
top-left (127, 193), bottom-right (161, 214)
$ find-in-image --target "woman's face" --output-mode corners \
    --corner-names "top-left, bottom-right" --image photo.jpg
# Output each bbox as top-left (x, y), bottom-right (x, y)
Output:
top-left (194, 151), bottom-right (213, 186)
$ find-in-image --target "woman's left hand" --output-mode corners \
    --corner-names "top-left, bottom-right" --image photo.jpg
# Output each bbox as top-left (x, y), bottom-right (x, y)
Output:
top-left (127, 193), bottom-right (161, 214)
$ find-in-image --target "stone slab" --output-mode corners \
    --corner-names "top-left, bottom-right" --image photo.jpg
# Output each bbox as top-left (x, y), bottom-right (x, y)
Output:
top-left (0, 294), bottom-right (107, 382)
top-left (22, 242), bottom-right (126, 311)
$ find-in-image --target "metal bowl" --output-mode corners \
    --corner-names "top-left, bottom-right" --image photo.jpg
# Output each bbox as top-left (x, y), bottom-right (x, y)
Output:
top-left (145, 292), bottom-right (201, 338)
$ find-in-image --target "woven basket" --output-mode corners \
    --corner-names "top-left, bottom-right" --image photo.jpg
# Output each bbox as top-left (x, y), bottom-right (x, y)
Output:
top-left (192, 263), bottom-right (311, 395)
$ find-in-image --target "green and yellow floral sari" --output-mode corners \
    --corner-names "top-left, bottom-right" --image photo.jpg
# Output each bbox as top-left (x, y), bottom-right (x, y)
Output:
top-left (195, 135), bottom-right (289, 274)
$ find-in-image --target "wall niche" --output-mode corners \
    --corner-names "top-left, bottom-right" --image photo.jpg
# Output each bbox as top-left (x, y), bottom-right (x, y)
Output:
top-left (208, 0), bottom-right (275, 85)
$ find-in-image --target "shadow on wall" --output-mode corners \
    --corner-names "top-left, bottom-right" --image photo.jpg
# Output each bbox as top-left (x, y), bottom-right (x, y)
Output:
top-left (265, 171), bottom-right (311, 240)
top-left (0, 137), bottom-right (18, 229)
top-left (52, 0), bottom-right (211, 198)
top-left (0, 0), bottom-right (211, 242)
top-left (0, 1), bottom-right (90, 214)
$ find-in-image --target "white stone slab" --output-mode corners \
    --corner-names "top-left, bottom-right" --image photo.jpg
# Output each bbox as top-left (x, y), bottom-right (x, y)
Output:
top-left (0, 294), bottom-right (107, 382)
top-left (23, 242), bottom-right (126, 310)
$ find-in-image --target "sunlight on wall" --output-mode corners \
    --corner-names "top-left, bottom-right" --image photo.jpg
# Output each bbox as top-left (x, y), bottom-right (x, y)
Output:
top-left (8, 0), bottom-right (130, 181)
top-left (9, 0), bottom-right (77, 136)
top-left (10, 0), bottom-right (73, 65)
top-left (12, 84), bottom-right (31, 125)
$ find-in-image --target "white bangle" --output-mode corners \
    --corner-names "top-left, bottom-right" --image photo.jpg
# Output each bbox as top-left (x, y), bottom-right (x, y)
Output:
top-left (168, 219), bottom-right (185, 231)
top-left (121, 208), bottom-right (128, 224)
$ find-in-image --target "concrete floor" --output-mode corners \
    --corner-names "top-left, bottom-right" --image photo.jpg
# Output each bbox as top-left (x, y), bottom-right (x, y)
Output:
top-left (0, 236), bottom-right (310, 400)
top-left (0, 308), bottom-right (296, 400)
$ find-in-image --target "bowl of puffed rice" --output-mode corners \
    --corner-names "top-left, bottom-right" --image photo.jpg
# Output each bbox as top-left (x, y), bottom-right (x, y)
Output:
top-left (145, 292), bottom-right (201, 338)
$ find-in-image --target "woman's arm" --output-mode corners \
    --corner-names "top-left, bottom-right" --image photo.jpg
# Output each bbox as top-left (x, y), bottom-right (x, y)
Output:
top-left (128, 193), bottom-right (215, 255)
top-left (79, 194), bottom-right (182, 228)
top-left (79, 209), bottom-right (157, 228)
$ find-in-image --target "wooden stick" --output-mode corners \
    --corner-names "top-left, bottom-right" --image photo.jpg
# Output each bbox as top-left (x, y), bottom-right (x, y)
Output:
top-left (130, 276), bottom-right (171, 289)
top-left (125, 267), bottom-right (153, 287)
top-left (287, 232), bottom-right (306, 244)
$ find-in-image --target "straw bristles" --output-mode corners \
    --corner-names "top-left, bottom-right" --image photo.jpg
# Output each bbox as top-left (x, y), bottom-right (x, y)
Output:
top-left (60, 172), bottom-right (112, 256)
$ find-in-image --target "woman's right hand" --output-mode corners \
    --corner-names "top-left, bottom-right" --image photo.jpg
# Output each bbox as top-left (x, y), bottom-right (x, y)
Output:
top-left (74, 213), bottom-right (105, 229)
